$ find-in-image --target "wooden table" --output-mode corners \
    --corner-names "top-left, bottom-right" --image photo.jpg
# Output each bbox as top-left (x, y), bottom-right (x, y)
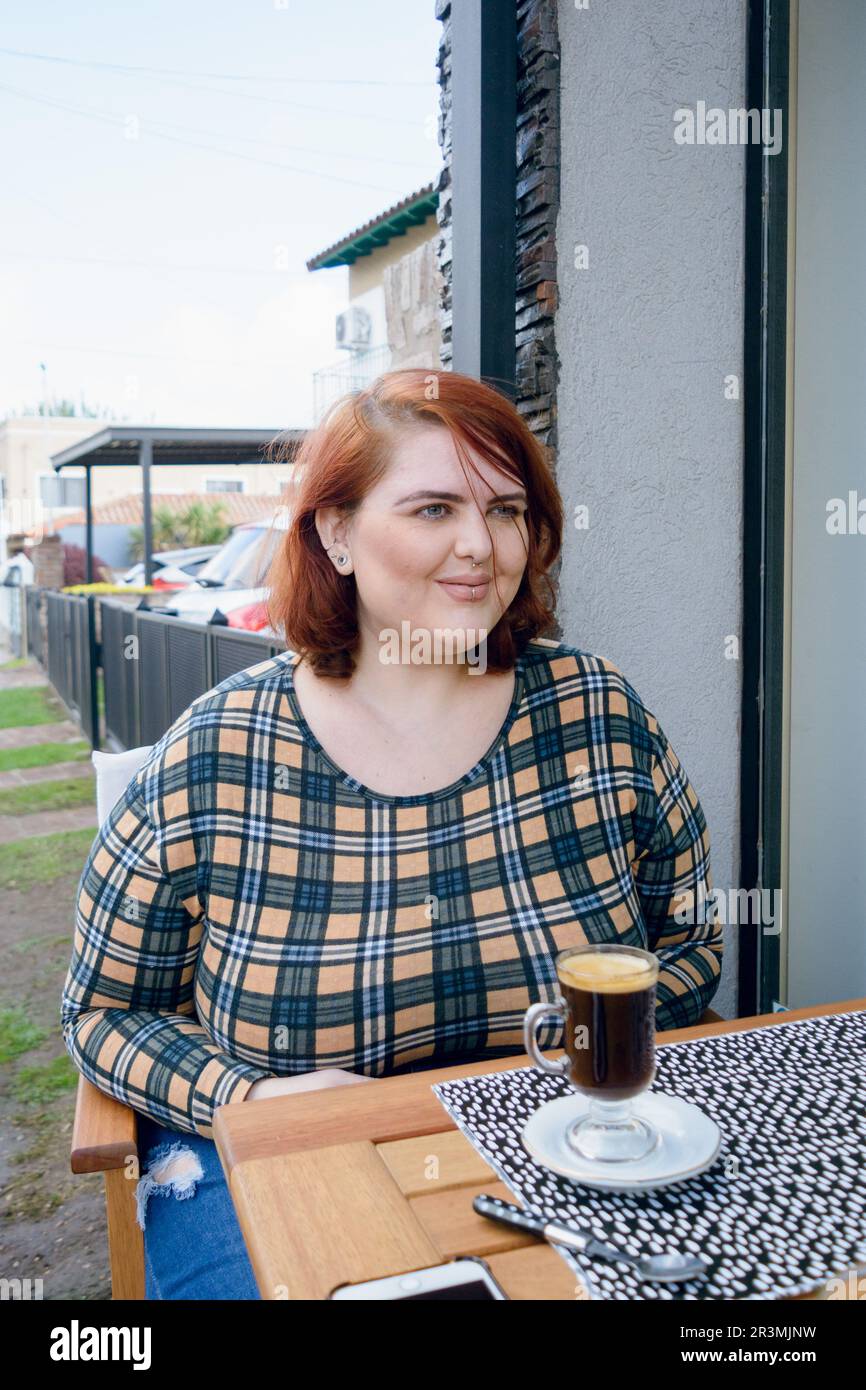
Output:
top-left (213, 998), bottom-right (866, 1301)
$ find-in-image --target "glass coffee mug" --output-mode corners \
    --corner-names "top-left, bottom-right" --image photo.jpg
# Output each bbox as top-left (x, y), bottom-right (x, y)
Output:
top-left (523, 944), bottom-right (660, 1163)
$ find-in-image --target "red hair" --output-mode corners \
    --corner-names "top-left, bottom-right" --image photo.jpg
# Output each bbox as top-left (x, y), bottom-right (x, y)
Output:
top-left (265, 368), bottom-right (563, 678)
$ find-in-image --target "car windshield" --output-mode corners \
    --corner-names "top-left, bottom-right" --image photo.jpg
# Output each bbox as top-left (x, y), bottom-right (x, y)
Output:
top-left (224, 525), bottom-right (282, 588)
top-left (194, 527), bottom-right (264, 586)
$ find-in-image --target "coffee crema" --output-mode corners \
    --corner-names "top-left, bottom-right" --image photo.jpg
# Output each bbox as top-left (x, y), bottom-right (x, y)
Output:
top-left (557, 950), bottom-right (657, 1100)
top-left (558, 951), bottom-right (654, 993)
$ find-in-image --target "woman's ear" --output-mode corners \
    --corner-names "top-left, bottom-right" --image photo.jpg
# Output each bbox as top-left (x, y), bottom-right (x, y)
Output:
top-left (313, 505), bottom-right (349, 552)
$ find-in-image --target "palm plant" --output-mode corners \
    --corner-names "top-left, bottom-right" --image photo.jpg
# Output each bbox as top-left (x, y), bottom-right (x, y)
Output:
top-left (128, 500), bottom-right (231, 561)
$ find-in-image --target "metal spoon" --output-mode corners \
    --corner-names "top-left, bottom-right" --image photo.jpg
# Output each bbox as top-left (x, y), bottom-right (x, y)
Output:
top-left (473, 1193), bottom-right (711, 1283)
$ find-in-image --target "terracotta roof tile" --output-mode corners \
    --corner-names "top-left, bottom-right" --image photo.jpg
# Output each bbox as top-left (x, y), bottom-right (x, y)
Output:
top-left (45, 491), bottom-right (287, 533)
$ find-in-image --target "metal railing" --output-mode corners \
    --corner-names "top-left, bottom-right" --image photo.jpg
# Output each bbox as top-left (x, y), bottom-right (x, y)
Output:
top-left (312, 344), bottom-right (391, 422)
top-left (99, 599), bottom-right (285, 751)
top-left (27, 587), bottom-right (287, 752)
top-left (25, 585), bottom-right (43, 665)
top-left (42, 590), bottom-right (100, 746)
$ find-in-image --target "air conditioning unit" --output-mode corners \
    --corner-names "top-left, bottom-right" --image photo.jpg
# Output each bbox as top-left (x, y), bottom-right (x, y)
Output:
top-left (335, 306), bottom-right (372, 352)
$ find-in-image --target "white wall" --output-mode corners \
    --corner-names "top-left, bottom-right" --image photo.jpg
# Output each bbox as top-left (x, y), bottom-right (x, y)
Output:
top-left (785, 0), bottom-right (866, 1006)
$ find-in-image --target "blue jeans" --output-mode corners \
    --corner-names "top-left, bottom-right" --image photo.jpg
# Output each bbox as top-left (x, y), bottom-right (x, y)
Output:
top-left (135, 1115), bottom-right (261, 1300)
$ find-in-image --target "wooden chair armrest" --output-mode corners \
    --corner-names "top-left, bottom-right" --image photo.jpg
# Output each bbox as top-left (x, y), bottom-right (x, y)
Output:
top-left (700, 1007), bottom-right (724, 1024)
top-left (71, 1075), bottom-right (139, 1174)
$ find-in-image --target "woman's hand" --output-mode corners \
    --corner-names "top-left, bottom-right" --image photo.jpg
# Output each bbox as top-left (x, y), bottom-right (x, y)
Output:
top-left (244, 1068), bottom-right (379, 1102)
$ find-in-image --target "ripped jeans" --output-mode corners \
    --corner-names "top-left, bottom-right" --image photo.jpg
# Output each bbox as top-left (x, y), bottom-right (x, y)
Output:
top-left (135, 1115), bottom-right (260, 1300)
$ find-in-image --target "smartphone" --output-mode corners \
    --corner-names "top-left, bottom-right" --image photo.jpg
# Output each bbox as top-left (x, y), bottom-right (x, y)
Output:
top-left (329, 1257), bottom-right (508, 1300)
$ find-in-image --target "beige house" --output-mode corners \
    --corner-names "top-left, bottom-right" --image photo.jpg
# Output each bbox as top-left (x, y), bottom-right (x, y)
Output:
top-left (306, 182), bottom-right (443, 420)
top-left (0, 417), bottom-right (109, 548)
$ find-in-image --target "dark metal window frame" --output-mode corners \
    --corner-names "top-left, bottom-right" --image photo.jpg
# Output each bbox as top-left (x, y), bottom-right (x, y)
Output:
top-left (449, 0), bottom-right (517, 397)
top-left (740, 0), bottom-right (791, 1014)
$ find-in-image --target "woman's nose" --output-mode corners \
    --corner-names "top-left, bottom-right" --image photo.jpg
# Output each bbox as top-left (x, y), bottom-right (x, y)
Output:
top-left (455, 520), bottom-right (494, 564)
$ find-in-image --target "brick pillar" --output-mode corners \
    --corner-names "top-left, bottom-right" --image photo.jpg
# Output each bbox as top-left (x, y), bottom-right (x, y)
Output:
top-left (31, 534), bottom-right (65, 589)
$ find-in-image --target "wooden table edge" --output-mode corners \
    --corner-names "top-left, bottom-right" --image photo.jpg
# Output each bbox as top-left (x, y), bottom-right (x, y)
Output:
top-left (214, 996), bottom-right (866, 1173)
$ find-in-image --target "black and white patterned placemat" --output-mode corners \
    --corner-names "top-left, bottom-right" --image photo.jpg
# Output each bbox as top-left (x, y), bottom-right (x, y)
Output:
top-left (432, 1010), bottom-right (866, 1300)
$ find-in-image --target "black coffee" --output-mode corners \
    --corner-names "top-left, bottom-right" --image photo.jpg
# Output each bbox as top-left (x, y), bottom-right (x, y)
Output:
top-left (559, 953), bottom-right (656, 1101)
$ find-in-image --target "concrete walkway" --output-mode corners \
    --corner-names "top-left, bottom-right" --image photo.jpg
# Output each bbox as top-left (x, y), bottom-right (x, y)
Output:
top-left (0, 805), bottom-right (98, 842)
top-left (0, 721), bottom-right (83, 750)
top-left (0, 666), bottom-right (49, 691)
top-left (0, 760), bottom-right (93, 791)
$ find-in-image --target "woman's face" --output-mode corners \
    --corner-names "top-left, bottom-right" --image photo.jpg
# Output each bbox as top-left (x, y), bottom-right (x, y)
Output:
top-left (320, 424), bottom-right (529, 658)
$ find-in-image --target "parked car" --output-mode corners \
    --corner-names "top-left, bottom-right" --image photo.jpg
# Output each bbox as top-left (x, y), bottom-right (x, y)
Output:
top-left (156, 512), bottom-right (289, 628)
top-left (224, 599), bottom-right (277, 636)
top-left (121, 544), bottom-right (222, 590)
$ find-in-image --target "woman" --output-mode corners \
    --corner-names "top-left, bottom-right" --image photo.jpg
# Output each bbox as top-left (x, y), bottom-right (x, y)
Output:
top-left (62, 369), bottom-right (722, 1298)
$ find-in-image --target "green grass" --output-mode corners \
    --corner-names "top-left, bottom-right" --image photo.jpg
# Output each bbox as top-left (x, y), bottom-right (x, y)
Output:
top-left (10, 933), bottom-right (71, 956)
top-left (4, 1183), bottom-right (65, 1220)
top-left (0, 1008), bottom-right (49, 1064)
top-left (0, 777), bottom-right (95, 817)
top-left (0, 656), bottom-right (28, 671)
top-left (0, 686), bottom-right (62, 729)
top-left (0, 740), bottom-right (90, 772)
top-left (0, 826), bottom-right (97, 891)
top-left (12, 1054), bottom-right (79, 1104)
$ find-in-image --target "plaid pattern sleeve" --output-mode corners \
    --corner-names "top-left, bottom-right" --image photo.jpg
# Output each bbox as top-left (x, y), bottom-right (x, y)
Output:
top-left (631, 718), bottom-right (722, 1031)
top-left (61, 761), bottom-right (271, 1139)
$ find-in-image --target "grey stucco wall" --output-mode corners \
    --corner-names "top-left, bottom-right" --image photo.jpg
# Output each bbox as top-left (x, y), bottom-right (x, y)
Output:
top-left (555, 0), bottom-right (747, 1018)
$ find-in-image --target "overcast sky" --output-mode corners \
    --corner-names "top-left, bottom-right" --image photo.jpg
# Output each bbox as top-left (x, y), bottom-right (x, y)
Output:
top-left (0, 0), bottom-right (441, 429)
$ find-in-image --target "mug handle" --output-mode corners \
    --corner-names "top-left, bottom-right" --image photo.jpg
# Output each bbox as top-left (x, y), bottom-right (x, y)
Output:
top-left (523, 998), bottom-right (571, 1075)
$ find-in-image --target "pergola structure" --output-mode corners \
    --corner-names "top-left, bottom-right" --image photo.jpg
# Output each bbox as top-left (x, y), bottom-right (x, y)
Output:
top-left (51, 426), bottom-right (303, 583)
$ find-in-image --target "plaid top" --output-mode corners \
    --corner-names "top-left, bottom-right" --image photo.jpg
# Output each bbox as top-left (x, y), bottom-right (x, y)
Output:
top-left (62, 638), bottom-right (722, 1138)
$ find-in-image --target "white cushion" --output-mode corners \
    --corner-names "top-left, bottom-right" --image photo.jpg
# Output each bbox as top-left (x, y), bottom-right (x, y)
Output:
top-left (92, 746), bottom-right (154, 827)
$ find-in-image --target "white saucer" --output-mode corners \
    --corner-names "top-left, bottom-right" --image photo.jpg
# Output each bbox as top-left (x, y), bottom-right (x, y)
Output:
top-left (521, 1091), bottom-right (722, 1191)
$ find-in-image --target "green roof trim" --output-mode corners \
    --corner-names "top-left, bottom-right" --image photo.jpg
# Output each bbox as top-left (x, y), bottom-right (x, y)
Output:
top-left (307, 186), bottom-right (440, 270)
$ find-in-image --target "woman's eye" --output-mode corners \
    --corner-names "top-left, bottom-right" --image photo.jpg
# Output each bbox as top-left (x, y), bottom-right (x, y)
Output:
top-left (416, 503), bottom-right (524, 519)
